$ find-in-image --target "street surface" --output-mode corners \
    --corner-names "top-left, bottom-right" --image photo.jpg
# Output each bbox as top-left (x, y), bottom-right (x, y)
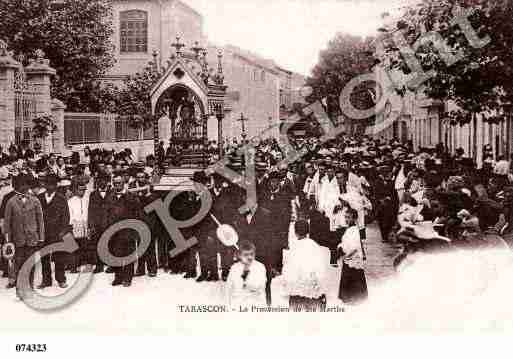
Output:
top-left (0, 223), bottom-right (404, 331)
top-left (2, 223), bottom-right (513, 334)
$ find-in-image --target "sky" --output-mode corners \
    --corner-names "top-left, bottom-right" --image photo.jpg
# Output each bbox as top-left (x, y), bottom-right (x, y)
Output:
top-left (183, 0), bottom-right (406, 76)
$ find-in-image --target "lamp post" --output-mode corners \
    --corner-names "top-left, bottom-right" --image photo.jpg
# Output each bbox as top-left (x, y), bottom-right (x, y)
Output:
top-left (237, 113), bottom-right (249, 141)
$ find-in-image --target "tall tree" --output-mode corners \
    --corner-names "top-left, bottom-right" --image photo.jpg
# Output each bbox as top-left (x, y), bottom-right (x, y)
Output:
top-left (306, 33), bottom-right (376, 133)
top-left (377, 0), bottom-right (513, 124)
top-left (0, 0), bottom-right (115, 112)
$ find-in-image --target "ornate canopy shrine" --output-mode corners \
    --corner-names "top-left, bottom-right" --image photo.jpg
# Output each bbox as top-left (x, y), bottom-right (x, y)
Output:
top-left (150, 37), bottom-right (227, 167)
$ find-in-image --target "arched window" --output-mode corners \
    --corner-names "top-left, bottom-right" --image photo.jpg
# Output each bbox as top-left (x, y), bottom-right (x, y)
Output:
top-left (120, 10), bottom-right (148, 53)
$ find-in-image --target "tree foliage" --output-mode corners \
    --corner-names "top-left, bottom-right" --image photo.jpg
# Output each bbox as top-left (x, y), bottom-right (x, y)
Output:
top-left (32, 114), bottom-right (57, 139)
top-left (0, 0), bottom-right (115, 112)
top-left (377, 0), bottom-right (513, 124)
top-left (112, 60), bottom-right (161, 131)
top-left (305, 33), bottom-right (376, 131)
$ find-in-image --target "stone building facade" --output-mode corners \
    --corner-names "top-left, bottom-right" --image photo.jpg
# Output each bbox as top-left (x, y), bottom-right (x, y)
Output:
top-left (369, 65), bottom-right (512, 167)
top-left (106, 0), bottom-right (206, 81)
top-left (209, 45), bottom-right (281, 143)
top-left (105, 0), bottom-right (304, 143)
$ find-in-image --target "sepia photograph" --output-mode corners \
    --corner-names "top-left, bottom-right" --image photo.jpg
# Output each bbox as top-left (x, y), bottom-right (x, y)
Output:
top-left (0, 0), bottom-right (512, 355)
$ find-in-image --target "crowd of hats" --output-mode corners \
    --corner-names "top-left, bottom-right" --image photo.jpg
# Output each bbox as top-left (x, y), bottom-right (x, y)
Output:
top-left (219, 136), bottom-right (425, 178)
top-left (0, 144), bottom-right (155, 191)
top-left (216, 134), bottom-right (513, 239)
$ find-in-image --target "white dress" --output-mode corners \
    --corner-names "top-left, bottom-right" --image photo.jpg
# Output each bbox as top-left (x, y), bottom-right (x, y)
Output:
top-left (226, 261), bottom-right (267, 310)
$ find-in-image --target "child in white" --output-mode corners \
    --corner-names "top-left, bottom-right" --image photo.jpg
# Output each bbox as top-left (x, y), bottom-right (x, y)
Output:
top-left (226, 241), bottom-right (267, 310)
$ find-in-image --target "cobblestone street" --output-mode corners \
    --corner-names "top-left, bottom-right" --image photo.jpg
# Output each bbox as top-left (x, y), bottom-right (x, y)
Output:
top-left (364, 223), bottom-right (401, 283)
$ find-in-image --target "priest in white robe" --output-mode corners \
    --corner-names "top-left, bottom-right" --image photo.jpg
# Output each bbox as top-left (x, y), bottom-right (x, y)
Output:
top-left (282, 220), bottom-right (329, 312)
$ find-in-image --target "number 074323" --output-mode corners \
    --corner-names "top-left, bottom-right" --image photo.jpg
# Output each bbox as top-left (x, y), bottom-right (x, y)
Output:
top-left (15, 344), bottom-right (47, 352)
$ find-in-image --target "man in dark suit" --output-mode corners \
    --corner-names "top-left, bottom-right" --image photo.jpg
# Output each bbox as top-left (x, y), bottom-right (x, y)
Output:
top-left (231, 204), bottom-right (275, 305)
top-left (297, 162), bottom-right (316, 206)
top-left (374, 166), bottom-right (397, 243)
top-left (130, 171), bottom-right (158, 278)
top-left (259, 171), bottom-right (292, 274)
top-left (88, 172), bottom-right (112, 274)
top-left (38, 174), bottom-right (70, 289)
top-left (4, 174), bottom-right (45, 291)
top-left (167, 172), bottom-right (216, 280)
top-left (107, 174), bottom-right (141, 287)
top-left (193, 172), bottom-right (218, 282)
top-left (0, 175), bottom-right (15, 279)
top-left (153, 189), bottom-right (172, 273)
top-left (166, 191), bottom-right (197, 276)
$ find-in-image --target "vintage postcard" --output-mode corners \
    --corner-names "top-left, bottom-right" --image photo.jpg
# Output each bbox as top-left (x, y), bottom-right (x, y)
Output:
top-left (0, 0), bottom-right (512, 355)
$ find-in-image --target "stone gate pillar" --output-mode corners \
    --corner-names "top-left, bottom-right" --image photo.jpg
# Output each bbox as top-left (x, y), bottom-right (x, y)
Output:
top-left (51, 99), bottom-right (66, 154)
top-left (216, 113), bottom-right (224, 157)
top-left (25, 50), bottom-right (56, 154)
top-left (0, 40), bottom-right (20, 150)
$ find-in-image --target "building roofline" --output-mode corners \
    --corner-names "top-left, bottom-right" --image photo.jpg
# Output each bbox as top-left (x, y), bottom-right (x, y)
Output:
top-left (274, 65), bottom-right (292, 75)
top-left (218, 45), bottom-right (280, 76)
top-left (173, 0), bottom-right (203, 19)
top-left (232, 52), bottom-right (280, 75)
top-left (112, 0), bottom-right (203, 19)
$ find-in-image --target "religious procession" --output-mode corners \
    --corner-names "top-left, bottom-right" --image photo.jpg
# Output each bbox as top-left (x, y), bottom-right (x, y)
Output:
top-left (1, 132), bottom-right (511, 312)
top-left (2, 0), bottom-right (513, 342)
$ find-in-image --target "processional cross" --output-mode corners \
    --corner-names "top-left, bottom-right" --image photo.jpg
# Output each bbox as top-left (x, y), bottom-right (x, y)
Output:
top-left (237, 113), bottom-right (249, 140)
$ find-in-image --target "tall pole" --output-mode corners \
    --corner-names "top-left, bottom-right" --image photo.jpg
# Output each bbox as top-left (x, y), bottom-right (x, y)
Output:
top-left (238, 113), bottom-right (249, 141)
top-left (217, 113), bottom-right (224, 157)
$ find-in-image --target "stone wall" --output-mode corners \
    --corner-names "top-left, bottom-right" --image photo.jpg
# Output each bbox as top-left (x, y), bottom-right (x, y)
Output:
top-left (70, 139), bottom-right (154, 161)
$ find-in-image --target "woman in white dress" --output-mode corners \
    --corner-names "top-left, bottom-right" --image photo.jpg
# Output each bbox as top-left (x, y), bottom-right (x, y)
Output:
top-left (338, 208), bottom-right (368, 305)
top-left (226, 241), bottom-right (267, 311)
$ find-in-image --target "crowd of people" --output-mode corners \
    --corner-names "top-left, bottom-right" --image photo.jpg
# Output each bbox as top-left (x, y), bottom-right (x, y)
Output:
top-left (0, 135), bottom-right (512, 311)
